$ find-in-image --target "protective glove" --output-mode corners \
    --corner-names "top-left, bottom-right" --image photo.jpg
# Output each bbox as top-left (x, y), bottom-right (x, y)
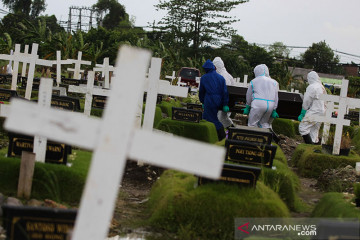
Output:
top-left (298, 109), bottom-right (307, 122)
top-left (223, 105), bottom-right (229, 112)
top-left (242, 105), bottom-right (250, 115)
top-left (271, 110), bottom-right (279, 118)
top-left (202, 104), bottom-right (204, 109)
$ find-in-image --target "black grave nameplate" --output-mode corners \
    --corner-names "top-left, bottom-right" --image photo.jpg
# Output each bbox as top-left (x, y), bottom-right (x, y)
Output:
top-left (225, 139), bottom-right (276, 168)
top-left (0, 88), bottom-right (18, 101)
top-left (314, 220), bottom-right (360, 240)
top-left (186, 103), bottom-right (203, 112)
top-left (198, 163), bottom-right (261, 188)
top-left (61, 78), bottom-right (87, 86)
top-left (20, 77), bottom-right (41, 90)
top-left (51, 95), bottom-right (80, 111)
top-left (7, 133), bottom-right (71, 165)
top-left (2, 205), bottom-right (77, 240)
top-left (52, 89), bottom-right (60, 96)
top-left (172, 107), bottom-right (202, 123)
top-left (0, 74), bottom-right (12, 85)
top-left (344, 110), bottom-right (359, 122)
top-left (92, 95), bottom-right (107, 109)
top-left (228, 127), bottom-right (272, 145)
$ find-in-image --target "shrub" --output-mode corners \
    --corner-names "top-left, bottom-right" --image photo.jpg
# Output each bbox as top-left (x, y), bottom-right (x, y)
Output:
top-left (272, 118), bottom-right (296, 138)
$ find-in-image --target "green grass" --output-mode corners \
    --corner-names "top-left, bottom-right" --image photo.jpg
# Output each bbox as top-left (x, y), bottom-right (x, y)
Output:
top-left (156, 119), bottom-right (218, 143)
top-left (272, 118), bottom-right (297, 138)
top-left (292, 144), bottom-right (360, 178)
top-left (0, 148), bottom-right (91, 204)
top-left (311, 192), bottom-right (360, 218)
top-left (157, 99), bottom-right (183, 118)
top-left (146, 170), bottom-right (290, 240)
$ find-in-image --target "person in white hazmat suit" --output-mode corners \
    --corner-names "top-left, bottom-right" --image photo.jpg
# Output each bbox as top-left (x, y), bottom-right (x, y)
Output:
top-left (213, 57), bottom-right (235, 128)
top-left (244, 64), bottom-right (279, 128)
top-left (298, 71), bottom-right (326, 144)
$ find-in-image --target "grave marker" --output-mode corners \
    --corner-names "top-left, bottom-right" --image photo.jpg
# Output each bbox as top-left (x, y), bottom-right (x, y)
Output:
top-left (4, 45), bottom-right (226, 240)
top-left (172, 107), bottom-right (202, 123)
top-left (93, 57), bottom-right (115, 89)
top-left (51, 95), bottom-right (81, 111)
top-left (187, 103), bottom-right (203, 112)
top-left (53, 51), bottom-right (74, 86)
top-left (228, 126), bottom-right (272, 145)
top-left (66, 52), bottom-right (91, 80)
top-left (0, 88), bottom-right (18, 101)
top-left (21, 45), bottom-right (29, 77)
top-left (305, 80), bottom-right (360, 154)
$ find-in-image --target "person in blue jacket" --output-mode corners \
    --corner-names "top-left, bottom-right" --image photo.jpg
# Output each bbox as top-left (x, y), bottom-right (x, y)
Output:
top-left (199, 59), bottom-right (230, 141)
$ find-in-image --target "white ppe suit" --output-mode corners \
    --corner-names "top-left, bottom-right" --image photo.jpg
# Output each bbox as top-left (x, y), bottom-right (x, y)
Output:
top-left (299, 71), bottom-right (326, 143)
top-left (246, 64), bottom-right (279, 128)
top-left (213, 57), bottom-right (234, 128)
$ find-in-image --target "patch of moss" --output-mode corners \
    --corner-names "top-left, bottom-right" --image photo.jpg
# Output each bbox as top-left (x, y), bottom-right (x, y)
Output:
top-left (0, 149), bottom-right (91, 204)
top-left (156, 119), bottom-right (218, 143)
top-left (272, 118), bottom-right (296, 138)
top-left (311, 192), bottom-right (360, 218)
top-left (157, 100), bottom-right (183, 118)
top-left (272, 143), bottom-right (287, 165)
top-left (146, 170), bottom-right (290, 240)
top-left (292, 144), bottom-right (360, 178)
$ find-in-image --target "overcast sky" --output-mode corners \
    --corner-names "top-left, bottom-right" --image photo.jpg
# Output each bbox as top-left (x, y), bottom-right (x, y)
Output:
top-left (1, 0), bottom-right (359, 63)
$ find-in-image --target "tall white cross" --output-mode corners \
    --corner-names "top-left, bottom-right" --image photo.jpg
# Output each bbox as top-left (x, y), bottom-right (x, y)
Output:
top-left (0, 43), bottom-right (53, 99)
top-left (68, 71), bottom-right (110, 116)
top-left (165, 71), bottom-right (176, 84)
top-left (67, 52), bottom-right (91, 80)
top-left (305, 80), bottom-right (360, 154)
top-left (53, 51), bottom-right (74, 86)
top-left (21, 45), bottom-right (29, 77)
top-left (93, 57), bottom-right (115, 89)
top-left (143, 58), bottom-right (188, 130)
top-left (4, 45), bottom-right (225, 240)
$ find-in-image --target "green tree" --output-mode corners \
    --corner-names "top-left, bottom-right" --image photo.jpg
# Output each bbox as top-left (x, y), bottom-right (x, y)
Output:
top-left (2, 0), bottom-right (46, 17)
top-left (302, 40), bottom-right (342, 74)
top-left (155, 0), bottom-right (248, 55)
top-left (268, 41), bottom-right (291, 59)
top-left (93, 0), bottom-right (131, 30)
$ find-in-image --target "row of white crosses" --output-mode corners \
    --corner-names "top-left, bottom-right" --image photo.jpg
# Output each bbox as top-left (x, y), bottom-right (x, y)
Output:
top-left (4, 45), bottom-right (225, 240)
top-left (66, 51), bottom-right (91, 80)
top-left (94, 57), bottom-right (115, 89)
top-left (233, 75), bottom-right (248, 87)
top-left (305, 79), bottom-right (360, 155)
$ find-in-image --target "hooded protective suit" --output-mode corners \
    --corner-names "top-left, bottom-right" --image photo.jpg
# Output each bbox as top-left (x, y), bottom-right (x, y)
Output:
top-left (199, 59), bottom-right (229, 131)
top-left (299, 71), bottom-right (326, 143)
top-left (213, 57), bottom-right (234, 128)
top-left (246, 64), bottom-right (279, 128)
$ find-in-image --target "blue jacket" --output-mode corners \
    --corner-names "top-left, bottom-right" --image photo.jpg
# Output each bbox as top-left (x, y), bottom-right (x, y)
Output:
top-left (199, 60), bottom-right (229, 130)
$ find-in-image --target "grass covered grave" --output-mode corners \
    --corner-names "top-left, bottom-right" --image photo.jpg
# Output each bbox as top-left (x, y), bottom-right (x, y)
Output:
top-left (157, 99), bottom-right (183, 118)
top-left (292, 144), bottom-right (360, 178)
top-left (157, 119), bottom-right (218, 143)
top-left (146, 170), bottom-right (290, 240)
top-left (272, 118), bottom-right (297, 138)
top-left (0, 148), bottom-right (90, 204)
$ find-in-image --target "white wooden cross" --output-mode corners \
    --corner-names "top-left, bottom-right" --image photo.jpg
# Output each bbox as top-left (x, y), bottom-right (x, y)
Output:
top-left (6, 49), bottom-right (13, 75)
top-left (305, 80), bottom-right (360, 154)
top-left (93, 57), bottom-right (115, 89)
top-left (67, 51), bottom-right (91, 80)
top-left (165, 70), bottom-right (176, 84)
top-left (4, 45), bottom-right (225, 240)
top-left (0, 43), bottom-right (53, 99)
top-left (68, 71), bottom-right (110, 116)
top-left (143, 58), bottom-right (188, 130)
top-left (53, 51), bottom-right (74, 86)
top-left (21, 45), bottom-right (29, 77)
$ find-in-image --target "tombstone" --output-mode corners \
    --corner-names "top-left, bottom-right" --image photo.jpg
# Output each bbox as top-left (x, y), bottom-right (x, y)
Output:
top-left (51, 95), bottom-right (81, 112)
top-left (172, 107), bottom-right (202, 123)
top-left (53, 50), bottom-right (74, 86)
top-left (305, 80), bottom-right (360, 155)
top-left (187, 103), bottom-right (203, 112)
top-left (66, 52), bottom-right (91, 80)
top-left (227, 126), bottom-right (273, 145)
top-left (68, 71), bottom-right (110, 116)
top-left (4, 45), bottom-right (226, 240)
top-left (52, 87), bottom-right (67, 96)
top-left (20, 76), bottom-right (41, 90)
top-left (225, 139), bottom-right (276, 168)
top-left (198, 163), bottom-right (261, 187)
top-left (2, 205), bottom-right (77, 240)
top-left (93, 57), bottom-right (115, 89)
top-left (227, 85), bottom-right (303, 120)
top-left (7, 133), bottom-right (71, 164)
top-left (0, 88), bottom-right (18, 101)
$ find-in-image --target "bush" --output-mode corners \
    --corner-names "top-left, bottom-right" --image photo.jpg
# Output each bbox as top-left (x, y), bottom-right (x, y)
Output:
top-left (146, 170), bottom-right (290, 240)
top-left (157, 99), bottom-right (183, 118)
top-left (272, 118), bottom-right (296, 138)
top-left (312, 192), bottom-right (360, 218)
top-left (0, 149), bottom-right (91, 204)
top-left (292, 144), bottom-right (360, 177)
top-left (157, 119), bottom-right (218, 143)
